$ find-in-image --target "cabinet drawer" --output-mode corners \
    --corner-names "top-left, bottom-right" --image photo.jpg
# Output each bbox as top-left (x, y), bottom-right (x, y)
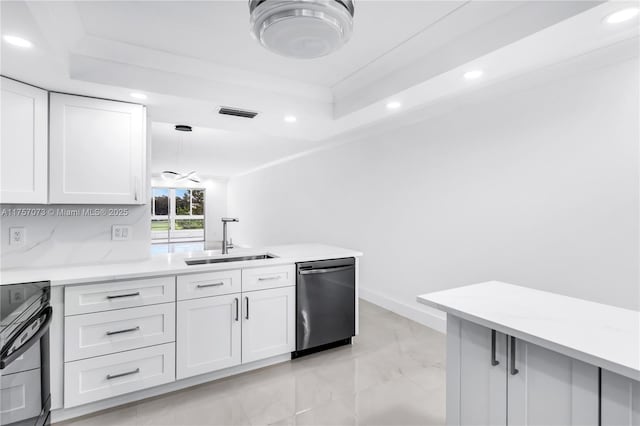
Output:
top-left (0, 369), bottom-right (42, 424)
top-left (64, 343), bottom-right (175, 408)
top-left (242, 264), bottom-right (295, 292)
top-left (177, 269), bottom-right (241, 301)
top-left (65, 276), bottom-right (175, 315)
top-left (65, 304), bottom-right (175, 362)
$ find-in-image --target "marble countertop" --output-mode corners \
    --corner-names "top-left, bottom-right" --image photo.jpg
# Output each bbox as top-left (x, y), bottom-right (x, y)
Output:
top-left (0, 244), bottom-right (362, 287)
top-left (418, 281), bottom-right (640, 381)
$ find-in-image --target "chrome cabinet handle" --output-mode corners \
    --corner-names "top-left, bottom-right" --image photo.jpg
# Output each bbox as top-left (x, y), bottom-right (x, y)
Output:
top-left (107, 292), bottom-right (140, 300)
top-left (107, 368), bottom-right (140, 380)
top-left (258, 276), bottom-right (280, 281)
top-left (491, 330), bottom-right (500, 366)
top-left (196, 282), bottom-right (224, 288)
top-left (106, 326), bottom-right (140, 336)
top-left (510, 336), bottom-right (519, 375)
top-left (234, 298), bottom-right (239, 322)
top-left (245, 296), bottom-right (249, 320)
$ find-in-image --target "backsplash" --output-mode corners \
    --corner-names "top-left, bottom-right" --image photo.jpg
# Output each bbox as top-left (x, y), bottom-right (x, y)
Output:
top-left (0, 205), bottom-right (151, 270)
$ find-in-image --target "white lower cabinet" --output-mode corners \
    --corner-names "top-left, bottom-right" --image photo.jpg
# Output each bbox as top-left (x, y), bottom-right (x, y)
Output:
top-left (446, 318), bottom-right (507, 425)
top-left (507, 337), bottom-right (599, 426)
top-left (176, 294), bottom-right (241, 379)
top-left (601, 369), bottom-right (640, 425)
top-left (447, 316), bottom-right (599, 426)
top-left (0, 369), bottom-right (42, 424)
top-left (242, 286), bottom-right (296, 364)
top-left (64, 343), bottom-right (175, 408)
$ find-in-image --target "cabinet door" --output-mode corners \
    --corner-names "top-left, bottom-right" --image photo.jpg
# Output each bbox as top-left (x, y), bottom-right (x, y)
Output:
top-left (507, 337), bottom-right (599, 426)
top-left (601, 370), bottom-right (640, 425)
top-left (242, 286), bottom-right (295, 364)
top-left (446, 316), bottom-right (507, 426)
top-left (49, 93), bottom-right (146, 204)
top-left (176, 294), bottom-right (241, 379)
top-left (0, 77), bottom-right (48, 204)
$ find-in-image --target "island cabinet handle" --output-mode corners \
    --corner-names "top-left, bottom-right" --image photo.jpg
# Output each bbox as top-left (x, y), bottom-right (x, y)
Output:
top-left (196, 282), bottom-right (224, 288)
top-left (510, 336), bottom-right (519, 375)
top-left (234, 298), bottom-right (239, 322)
top-left (491, 330), bottom-right (500, 366)
top-left (107, 368), bottom-right (140, 380)
top-left (258, 276), bottom-right (280, 281)
top-left (106, 326), bottom-right (140, 336)
top-left (245, 297), bottom-right (249, 320)
top-left (107, 292), bottom-right (140, 300)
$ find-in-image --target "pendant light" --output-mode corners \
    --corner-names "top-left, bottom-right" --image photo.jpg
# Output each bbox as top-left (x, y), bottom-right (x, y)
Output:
top-left (161, 125), bottom-right (201, 183)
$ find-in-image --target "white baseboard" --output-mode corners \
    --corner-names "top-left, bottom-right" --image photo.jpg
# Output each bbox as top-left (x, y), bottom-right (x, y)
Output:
top-left (359, 287), bottom-right (447, 334)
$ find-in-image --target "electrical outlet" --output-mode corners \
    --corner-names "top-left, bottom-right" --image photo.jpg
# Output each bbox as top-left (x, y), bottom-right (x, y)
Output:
top-left (112, 225), bottom-right (132, 241)
top-left (9, 227), bottom-right (25, 246)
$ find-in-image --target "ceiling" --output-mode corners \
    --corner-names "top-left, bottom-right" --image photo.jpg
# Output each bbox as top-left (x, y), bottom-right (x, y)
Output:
top-left (2, 1), bottom-right (638, 177)
top-left (74, 0), bottom-right (465, 88)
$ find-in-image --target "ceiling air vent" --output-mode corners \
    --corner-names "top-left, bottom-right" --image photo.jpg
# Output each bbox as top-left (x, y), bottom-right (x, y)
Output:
top-left (218, 107), bottom-right (259, 119)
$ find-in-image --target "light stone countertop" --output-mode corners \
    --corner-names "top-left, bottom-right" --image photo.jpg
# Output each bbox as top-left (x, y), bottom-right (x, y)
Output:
top-left (0, 243), bottom-right (362, 287)
top-left (418, 281), bottom-right (640, 381)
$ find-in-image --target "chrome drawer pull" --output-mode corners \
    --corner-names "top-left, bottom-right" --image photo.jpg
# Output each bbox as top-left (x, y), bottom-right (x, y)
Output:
top-left (258, 276), bottom-right (280, 281)
top-left (107, 292), bottom-right (140, 300)
top-left (106, 326), bottom-right (140, 336)
top-left (106, 368), bottom-right (140, 380)
top-left (196, 282), bottom-right (224, 288)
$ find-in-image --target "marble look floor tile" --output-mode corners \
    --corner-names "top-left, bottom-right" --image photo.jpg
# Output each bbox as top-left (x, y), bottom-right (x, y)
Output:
top-left (54, 300), bottom-right (446, 426)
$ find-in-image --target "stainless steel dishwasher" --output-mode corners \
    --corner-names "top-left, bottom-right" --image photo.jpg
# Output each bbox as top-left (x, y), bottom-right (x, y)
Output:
top-left (294, 257), bottom-right (355, 358)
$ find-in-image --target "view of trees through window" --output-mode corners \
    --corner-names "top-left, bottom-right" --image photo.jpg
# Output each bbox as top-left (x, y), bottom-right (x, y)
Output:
top-left (151, 187), bottom-right (205, 242)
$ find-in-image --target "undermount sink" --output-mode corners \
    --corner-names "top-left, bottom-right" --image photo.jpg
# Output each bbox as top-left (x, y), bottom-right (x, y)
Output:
top-left (185, 254), bottom-right (277, 266)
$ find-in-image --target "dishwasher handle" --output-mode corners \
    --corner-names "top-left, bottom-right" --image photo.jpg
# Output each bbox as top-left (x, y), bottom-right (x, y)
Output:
top-left (299, 265), bottom-right (354, 275)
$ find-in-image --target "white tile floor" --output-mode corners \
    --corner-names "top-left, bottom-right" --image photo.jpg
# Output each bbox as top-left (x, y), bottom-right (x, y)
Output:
top-left (56, 301), bottom-right (446, 426)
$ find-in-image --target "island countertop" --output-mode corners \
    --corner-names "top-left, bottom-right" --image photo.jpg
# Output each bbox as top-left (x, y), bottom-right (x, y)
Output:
top-left (0, 243), bottom-right (362, 287)
top-left (418, 281), bottom-right (640, 381)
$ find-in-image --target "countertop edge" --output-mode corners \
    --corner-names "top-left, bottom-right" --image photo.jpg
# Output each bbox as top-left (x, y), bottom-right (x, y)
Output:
top-left (1, 244), bottom-right (363, 287)
top-left (417, 294), bottom-right (640, 382)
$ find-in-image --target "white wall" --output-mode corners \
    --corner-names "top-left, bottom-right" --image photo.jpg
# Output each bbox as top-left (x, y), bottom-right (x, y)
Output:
top-left (228, 55), bottom-right (640, 327)
top-left (0, 205), bottom-right (150, 269)
top-left (150, 176), bottom-right (228, 245)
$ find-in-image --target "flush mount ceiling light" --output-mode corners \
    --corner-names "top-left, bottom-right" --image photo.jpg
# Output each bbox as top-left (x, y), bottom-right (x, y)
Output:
top-left (284, 115), bottom-right (297, 123)
top-left (249, 0), bottom-right (355, 59)
top-left (130, 92), bottom-right (147, 100)
top-left (161, 125), bottom-right (200, 183)
top-left (3, 35), bottom-right (33, 48)
top-left (464, 69), bottom-right (484, 80)
top-left (604, 8), bottom-right (639, 24)
top-left (386, 101), bottom-right (402, 110)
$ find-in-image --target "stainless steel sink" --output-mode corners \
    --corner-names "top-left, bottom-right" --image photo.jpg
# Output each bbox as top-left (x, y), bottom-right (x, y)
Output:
top-left (185, 254), bottom-right (277, 265)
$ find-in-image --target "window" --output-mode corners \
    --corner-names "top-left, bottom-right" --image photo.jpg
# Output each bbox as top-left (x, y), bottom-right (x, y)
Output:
top-left (151, 187), bottom-right (205, 242)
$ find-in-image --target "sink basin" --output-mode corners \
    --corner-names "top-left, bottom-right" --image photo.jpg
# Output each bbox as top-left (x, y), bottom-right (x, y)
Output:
top-left (185, 254), bottom-right (277, 265)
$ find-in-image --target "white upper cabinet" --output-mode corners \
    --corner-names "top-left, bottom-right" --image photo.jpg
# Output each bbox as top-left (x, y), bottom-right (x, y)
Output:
top-left (49, 93), bottom-right (146, 204)
top-left (0, 77), bottom-right (48, 204)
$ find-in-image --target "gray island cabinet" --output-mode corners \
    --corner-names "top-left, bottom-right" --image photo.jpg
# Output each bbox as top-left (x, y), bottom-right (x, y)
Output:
top-left (418, 281), bottom-right (639, 426)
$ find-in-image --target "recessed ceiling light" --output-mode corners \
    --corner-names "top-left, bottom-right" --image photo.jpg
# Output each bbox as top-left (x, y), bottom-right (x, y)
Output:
top-left (3, 35), bottom-right (33, 48)
top-left (386, 101), bottom-right (402, 110)
top-left (284, 115), bottom-right (297, 123)
top-left (130, 92), bottom-right (147, 100)
top-left (604, 8), bottom-right (639, 24)
top-left (464, 69), bottom-right (484, 80)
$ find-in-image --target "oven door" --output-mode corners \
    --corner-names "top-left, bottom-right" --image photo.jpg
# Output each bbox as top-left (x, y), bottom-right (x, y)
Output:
top-left (0, 282), bottom-right (51, 426)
